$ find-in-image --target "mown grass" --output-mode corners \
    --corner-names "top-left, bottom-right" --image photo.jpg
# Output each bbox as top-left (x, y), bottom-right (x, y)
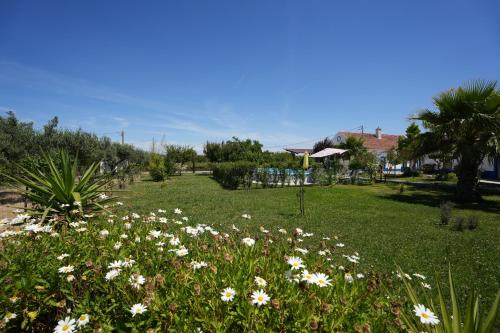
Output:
top-left (121, 174), bottom-right (500, 308)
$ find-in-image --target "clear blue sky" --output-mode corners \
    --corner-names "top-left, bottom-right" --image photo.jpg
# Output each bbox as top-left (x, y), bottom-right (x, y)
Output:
top-left (1, 0), bottom-right (499, 152)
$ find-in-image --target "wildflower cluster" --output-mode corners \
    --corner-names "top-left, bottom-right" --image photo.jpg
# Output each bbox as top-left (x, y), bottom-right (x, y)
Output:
top-left (0, 206), bottom-right (444, 331)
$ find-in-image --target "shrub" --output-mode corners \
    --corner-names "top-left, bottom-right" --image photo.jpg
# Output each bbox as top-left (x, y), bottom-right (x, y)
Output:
top-left (451, 216), bottom-right (466, 231)
top-left (447, 172), bottom-right (458, 182)
top-left (212, 161), bottom-right (256, 189)
top-left (439, 201), bottom-right (455, 225)
top-left (467, 215), bottom-right (480, 230)
top-left (2, 151), bottom-right (114, 225)
top-left (148, 153), bottom-right (165, 182)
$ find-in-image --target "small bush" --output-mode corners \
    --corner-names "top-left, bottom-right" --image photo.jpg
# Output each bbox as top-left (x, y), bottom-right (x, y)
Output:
top-left (451, 216), bottom-right (466, 231)
top-left (467, 215), bottom-right (480, 230)
top-left (148, 153), bottom-right (166, 182)
top-left (439, 201), bottom-right (454, 225)
top-left (447, 172), bottom-right (457, 182)
top-left (399, 183), bottom-right (405, 193)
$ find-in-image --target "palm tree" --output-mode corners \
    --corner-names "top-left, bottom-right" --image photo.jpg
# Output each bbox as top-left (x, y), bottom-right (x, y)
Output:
top-left (313, 137), bottom-right (336, 153)
top-left (414, 80), bottom-right (500, 201)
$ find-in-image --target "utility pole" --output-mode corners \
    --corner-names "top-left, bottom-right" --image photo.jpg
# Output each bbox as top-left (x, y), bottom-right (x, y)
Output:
top-left (121, 130), bottom-right (124, 144)
top-left (361, 125), bottom-right (364, 136)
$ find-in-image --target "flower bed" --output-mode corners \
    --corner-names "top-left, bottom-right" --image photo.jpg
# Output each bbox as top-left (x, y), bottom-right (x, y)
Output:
top-left (0, 207), bottom-right (470, 332)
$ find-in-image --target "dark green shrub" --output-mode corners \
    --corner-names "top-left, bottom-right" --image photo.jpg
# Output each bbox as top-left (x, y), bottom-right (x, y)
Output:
top-left (212, 161), bottom-right (257, 189)
top-left (467, 215), bottom-right (479, 230)
top-left (452, 216), bottom-right (466, 231)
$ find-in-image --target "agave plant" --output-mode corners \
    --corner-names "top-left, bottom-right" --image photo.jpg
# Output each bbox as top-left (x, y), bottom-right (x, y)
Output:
top-left (4, 151), bottom-right (115, 224)
top-left (399, 267), bottom-right (500, 333)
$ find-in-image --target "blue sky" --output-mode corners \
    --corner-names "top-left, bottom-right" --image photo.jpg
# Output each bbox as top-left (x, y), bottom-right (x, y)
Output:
top-left (1, 0), bottom-right (499, 152)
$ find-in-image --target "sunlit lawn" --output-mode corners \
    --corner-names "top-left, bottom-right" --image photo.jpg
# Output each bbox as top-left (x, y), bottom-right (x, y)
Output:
top-left (121, 173), bottom-right (500, 307)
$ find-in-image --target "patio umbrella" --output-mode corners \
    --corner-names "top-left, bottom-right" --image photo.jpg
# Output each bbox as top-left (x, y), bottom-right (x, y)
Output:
top-left (303, 151), bottom-right (309, 169)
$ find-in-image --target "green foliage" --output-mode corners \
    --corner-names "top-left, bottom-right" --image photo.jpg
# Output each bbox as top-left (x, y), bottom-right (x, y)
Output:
top-left (2, 151), bottom-right (114, 225)
top-left (110, 174), bottom-right (500, 313)
top-left (204, 137), bottom-right (263, 163)
top-left (338, 136), bottom-right (367, 159)
top-left (148, 152), bottom-right (166, 182)
top-left (312, 137), bottom-right (336, 153)
top-left (399, 267), bottom-right (499, 333)
top-left (414, 80), bottom-right (500, 202)
top-left (211, 161), bottom-right (257, 189)
top-left (0, 208), bottom-right (400, 331)
top-left (164, 144), bottom-right (197, 175)
top-left (0, 112), bottom-right (147, 184)
top-left (397, 122), bottom-right (422, 169)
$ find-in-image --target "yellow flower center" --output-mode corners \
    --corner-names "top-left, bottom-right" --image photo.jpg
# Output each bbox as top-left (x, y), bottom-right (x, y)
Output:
top-left (79, 315), bottom-right (86, 320)
top-left (258, 296), bottom-right (264, 302)
top-left (63, 325), bottom-right (69, 331)
top-left (421, 312), bottom-right (430, 319)
top-left (319, 279), bottom-right (325, 284)
top-left (225, 292), bottom-right (232, 297)
top-left (6, 313), bottom-right (12, 319)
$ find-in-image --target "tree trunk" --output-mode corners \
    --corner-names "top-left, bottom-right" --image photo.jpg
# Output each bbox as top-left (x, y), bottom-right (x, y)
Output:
top-left (455, 156), bottom-right (482, 202)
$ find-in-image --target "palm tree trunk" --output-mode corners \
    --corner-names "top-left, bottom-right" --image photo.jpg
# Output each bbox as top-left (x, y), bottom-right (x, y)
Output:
top-left (455, 156), bottom-right (482, 202)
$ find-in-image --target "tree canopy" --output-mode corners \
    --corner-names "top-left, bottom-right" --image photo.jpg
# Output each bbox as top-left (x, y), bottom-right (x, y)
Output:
top-left (413, 80), bottom-right (500, 201)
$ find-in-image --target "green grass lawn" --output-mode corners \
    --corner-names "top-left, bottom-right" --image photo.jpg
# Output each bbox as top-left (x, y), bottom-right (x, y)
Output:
top-left (120, 174), bottom-right (500, 307)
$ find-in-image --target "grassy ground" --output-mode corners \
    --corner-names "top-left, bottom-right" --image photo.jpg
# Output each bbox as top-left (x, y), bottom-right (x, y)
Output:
top-left (120, 174), bottom-right (500, 307)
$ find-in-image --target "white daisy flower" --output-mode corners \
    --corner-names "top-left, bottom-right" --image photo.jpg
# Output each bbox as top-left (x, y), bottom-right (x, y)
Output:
top-left (241, 237), bottom-right (255, 247)
top-left (130, 303), bottom-right (147, 316)
top-left (105, 269), bottom-right (121, 280)
top-left (220, 287), bottom-right (236, 302)
top-left (99, 229), bottom-right (109, 238)
top-left (149, 230), bottom-right (162, 238)
top-left (3, 312), bottom-right (16, 322)
top-left (53, 316), bottom-right (76, 333)
top-left (176, 248), bottom-right (189, 257)
top-left (169, 237), bottom-right (180, 246)
top-left (57, 253), bottom-right (70, 260)
top-left (344, 272), bottom-right (354, 283)
top-left (129, 274), bottom-right (146, 289)
top-left (76, 313), bottom-right (90, 327)
top-left (174, 208), bottom-right (182, 215)
top-left (251, 289), bottom-right (270, 306)
top-left (191, 261), bottom-right (208, 270)
top-left (312, 273), bottom-right (332, 287)
top-left (108, 260), bottom-right (124, 269)
top-left (301, 270), bottom-right (315, 284)
top-left (414, 304), bottom-right (440, 325)
top-left (287, 256), bottom-right (305, 270)
top-left (113, 242), bottom-right (122, 250)
top-left (58, 265), bottom-right (75, 274)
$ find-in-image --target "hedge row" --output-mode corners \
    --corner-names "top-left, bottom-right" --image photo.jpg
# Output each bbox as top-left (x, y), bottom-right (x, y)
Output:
top-left (211, 161), bottom-right (257, 189)
top-left (211, 162), bottom-right (312, 189)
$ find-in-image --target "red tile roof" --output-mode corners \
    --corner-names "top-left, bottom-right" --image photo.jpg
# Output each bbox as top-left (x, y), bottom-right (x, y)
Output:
top-left (338, 132), bottom-right (401, 151)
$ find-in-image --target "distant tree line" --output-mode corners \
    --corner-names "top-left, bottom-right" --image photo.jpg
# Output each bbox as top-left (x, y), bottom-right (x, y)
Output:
top-left (0, 111), bottom-right (148, 184)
